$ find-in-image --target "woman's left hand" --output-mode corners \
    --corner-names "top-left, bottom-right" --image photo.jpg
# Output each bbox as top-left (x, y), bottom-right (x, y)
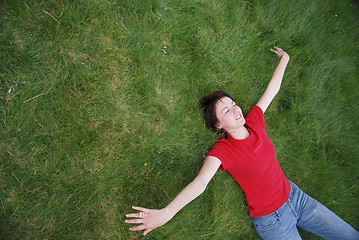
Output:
top-left (270, 47), bottom-right (289, 60)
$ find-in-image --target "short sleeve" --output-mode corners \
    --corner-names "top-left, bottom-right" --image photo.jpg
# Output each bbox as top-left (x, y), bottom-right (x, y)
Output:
top-left (245, 105), bottom-right (266, 128)
top-left (207, 138), bottom-right (234, 171)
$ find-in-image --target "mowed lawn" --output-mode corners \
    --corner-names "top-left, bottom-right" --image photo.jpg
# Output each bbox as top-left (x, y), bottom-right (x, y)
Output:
top-left (1, 0), bottom-right (358, 239)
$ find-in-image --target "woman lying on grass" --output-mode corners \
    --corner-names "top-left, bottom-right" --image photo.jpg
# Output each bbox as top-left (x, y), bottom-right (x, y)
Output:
top-left (125, 47), bottom-right (359, 239)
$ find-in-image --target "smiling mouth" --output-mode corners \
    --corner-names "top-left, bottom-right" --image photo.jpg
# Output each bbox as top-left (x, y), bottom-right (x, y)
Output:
top-left (236, 115), bottom-right (241, 120)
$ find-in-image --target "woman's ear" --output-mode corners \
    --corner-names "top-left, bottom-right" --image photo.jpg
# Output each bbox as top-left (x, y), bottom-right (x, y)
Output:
top-left (215, 122), bottom-right (222, 130)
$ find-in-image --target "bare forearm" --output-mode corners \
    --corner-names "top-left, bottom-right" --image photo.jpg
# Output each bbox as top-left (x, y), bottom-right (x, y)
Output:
top-left (164, 178), bottom-right (207, 217)
top-left (125, 156), bottom-right (220, 236)
top-left (256, 48), bottom-right (290, 113)
top-left (267, 55), bottom-right (290, 94)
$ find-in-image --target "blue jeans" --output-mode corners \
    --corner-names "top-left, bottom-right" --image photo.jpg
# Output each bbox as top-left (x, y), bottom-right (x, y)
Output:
top-left (251, 181), bottom-right (359, 240)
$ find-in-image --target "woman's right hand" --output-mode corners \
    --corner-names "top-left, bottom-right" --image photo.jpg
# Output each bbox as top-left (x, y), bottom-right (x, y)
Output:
top-left (125, 206), bottom-right (174, 236)
top-left (125, 157), bottom-right (221, 236)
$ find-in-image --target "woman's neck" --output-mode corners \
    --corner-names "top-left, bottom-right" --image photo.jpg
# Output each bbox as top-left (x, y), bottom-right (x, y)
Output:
top-left (227, 126), bottom-right (251, 140)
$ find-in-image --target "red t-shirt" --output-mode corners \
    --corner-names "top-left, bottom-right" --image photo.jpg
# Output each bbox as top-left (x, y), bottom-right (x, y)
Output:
top-left (207, 105), bottom-right (291, 217)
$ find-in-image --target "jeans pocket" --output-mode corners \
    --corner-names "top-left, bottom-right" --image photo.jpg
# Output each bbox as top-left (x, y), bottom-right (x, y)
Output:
top-left (252, 212), bottom-right (281, 235)
top-left (290, 181), bottom-right (299, 194)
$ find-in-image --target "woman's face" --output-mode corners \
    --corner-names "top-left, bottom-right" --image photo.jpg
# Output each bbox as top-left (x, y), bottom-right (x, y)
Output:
top-left (215, 97), bottom-right (245, 131)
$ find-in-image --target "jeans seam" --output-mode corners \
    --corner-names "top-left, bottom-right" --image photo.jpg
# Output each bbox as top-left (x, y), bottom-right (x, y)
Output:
top-left (287, 200), bottom-right (298, 218)
top-left (252, 211), bottom-right (282, 235)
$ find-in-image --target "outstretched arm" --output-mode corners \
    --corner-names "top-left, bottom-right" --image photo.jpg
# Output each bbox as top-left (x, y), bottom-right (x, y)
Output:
top-left (256, 47), bottom-right (290, 113)
top-left (125, 156), bottom-right (221, 236)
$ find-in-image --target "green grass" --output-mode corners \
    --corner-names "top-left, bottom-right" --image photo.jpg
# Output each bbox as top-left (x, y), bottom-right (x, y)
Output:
top-left (1, 0), bottom-right (358, 239)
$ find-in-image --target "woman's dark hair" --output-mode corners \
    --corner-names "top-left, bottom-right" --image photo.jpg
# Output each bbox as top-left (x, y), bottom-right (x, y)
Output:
top-left (199, 91), bottom-right (234, 133)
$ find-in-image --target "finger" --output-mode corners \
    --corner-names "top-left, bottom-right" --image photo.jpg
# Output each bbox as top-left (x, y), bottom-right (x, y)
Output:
top-left (125, 219), bottom-right (144, 224)
top-left (129, 225), bottom-right (146, 232)
top-left (125, 213), bottom-right (143, 218)
top-left (132, 206), bottom-right (149, 212)
top-left (143, 228), bottom-right (153, 236)
top-left (270, 48), bottom-right (277, 53)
